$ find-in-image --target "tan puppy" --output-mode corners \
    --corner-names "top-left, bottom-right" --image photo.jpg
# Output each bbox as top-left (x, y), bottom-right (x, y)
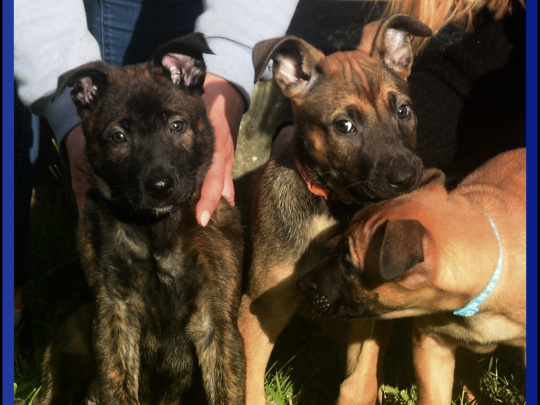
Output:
top-left (298, 148), bottom-right (526, 404)
top-left (239, 14), bottom-right (432, 405)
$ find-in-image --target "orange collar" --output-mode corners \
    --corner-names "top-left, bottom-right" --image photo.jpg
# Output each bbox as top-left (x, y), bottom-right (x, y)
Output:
top-left (295, 159), bottom-right (339, 200)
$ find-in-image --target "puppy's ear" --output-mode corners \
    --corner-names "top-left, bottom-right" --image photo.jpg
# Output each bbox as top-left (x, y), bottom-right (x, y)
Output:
top-left (365, 219), bottom-right (425, 282)
top-left (359, 14), bottom-right (431, 79)
top-left (54, 61), bottom-right (111, 111)
top-left (154, 32), bottom-right (214, 90)
top-left (419, 168), bottom-right (446, 188)
top-left (252, 36), bottom-right (325, 100)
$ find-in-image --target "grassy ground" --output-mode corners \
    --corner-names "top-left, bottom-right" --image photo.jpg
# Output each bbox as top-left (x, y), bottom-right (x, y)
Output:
top-left (14, 138), bottom-right (526, 404)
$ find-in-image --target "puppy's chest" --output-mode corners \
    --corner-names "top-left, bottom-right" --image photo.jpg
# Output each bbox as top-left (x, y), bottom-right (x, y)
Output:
top-left (430, 314), bottom-right (526, 351)
top-left (112, 219), bottom-right (194, 274)
top-left (93, 220), bottom-right (202, 312)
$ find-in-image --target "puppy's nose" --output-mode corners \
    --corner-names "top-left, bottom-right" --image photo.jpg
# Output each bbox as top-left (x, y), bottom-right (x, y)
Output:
top-left (145, 176), bottom-right (174, 200)
top-left (386, 164), bottom-right (418, 192)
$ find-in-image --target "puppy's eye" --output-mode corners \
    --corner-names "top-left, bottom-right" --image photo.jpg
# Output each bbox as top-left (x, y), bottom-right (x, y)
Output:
top-left (334, 120), bottom-right (355, 134)
top-left (340, 252), bottom-right (356, 275)
top-left (111, 132), bottom-right (126, 143)
top-left (170, 120), bottom-right (185, 133)
top-left (396, 104), bottom-right (411, 119)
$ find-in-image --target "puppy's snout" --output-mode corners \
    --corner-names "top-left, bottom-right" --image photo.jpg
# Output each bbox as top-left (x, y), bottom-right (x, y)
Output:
top-left (297, 276), bottom-right (332, 315)
top-left (145, 175), bottom-right (174, 201)
top-left (386, 162), bottom-right (420, 192)
top-left (297, 278), bottom-right (317, 294)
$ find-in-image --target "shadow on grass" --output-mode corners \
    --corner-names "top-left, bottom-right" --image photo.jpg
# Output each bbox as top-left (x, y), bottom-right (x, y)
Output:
top-left (14, 134), bottom-right (92, 401)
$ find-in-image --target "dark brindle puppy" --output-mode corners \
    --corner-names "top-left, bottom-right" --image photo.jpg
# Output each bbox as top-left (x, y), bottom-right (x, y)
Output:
top-left (238, 15), bottom-right (431, 405)
top-left (35, 33), bottom-right (245, 405)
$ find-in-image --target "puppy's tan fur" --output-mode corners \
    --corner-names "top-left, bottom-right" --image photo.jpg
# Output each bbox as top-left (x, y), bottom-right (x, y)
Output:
top-left (240, 15), bottom-right (432, 405)
top-left (299, 148), bottom-right (526, 404)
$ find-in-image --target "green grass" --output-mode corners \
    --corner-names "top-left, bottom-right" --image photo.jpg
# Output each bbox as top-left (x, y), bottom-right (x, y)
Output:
top-left (478, 357), bottom-right (526, 404)
top-left (14, 140), bottom-right (526, 404)
top-left (261, 318), bottom-right (526, 405)
top-left (14, 383), bottom-right (41, 405)
top-left (265, 360), bottom-right (298, 405)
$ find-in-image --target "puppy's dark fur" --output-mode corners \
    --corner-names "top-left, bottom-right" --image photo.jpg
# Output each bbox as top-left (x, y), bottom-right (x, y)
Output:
top-left (238, 15), bottom-right (432, 405)
top-left (35, 33), bottom-right (245, 405)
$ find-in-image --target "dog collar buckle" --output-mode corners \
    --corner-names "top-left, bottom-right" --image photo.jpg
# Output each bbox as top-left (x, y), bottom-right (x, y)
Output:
top-left (295, 159), bottom-right (339, 201)
top-left (453, 211), bottom-right (503, 317)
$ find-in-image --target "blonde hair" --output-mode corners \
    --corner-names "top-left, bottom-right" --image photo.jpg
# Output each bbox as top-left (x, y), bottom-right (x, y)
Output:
top-left (384, 0), bottom-right (526, 51)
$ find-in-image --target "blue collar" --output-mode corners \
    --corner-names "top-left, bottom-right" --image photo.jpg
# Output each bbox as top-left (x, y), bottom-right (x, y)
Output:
top-left (453, 211), bottom-right (503, 317)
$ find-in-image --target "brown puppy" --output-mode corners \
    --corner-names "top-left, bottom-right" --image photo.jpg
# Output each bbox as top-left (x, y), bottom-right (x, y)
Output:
top-left (298, 148), bottom-right (526, 404)
top-left (238, 15), bottom-right (431, 405)
top-left (35, 33), bottom-right (245, 405)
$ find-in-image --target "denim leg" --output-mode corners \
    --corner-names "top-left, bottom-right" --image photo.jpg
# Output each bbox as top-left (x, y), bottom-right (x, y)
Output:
top-left (14, 90), bottom-right (40, 286)
top-left (83, 0), bottom-right (203, 67)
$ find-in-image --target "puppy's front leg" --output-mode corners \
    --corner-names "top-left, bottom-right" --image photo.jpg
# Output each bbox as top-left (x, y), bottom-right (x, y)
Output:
top-left (94, 298), bottom-right (142, 405)
top-left (412, 318), bottom-right (456, 405)
top-left (188, 289), bottom-right (246, 405)
top-left (332, 319), bottom-right (392, 405)
top-left (238, 264), bottom-right (305, 405)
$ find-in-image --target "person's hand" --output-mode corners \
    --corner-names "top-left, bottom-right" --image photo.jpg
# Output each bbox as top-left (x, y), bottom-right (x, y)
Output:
top-left (197, 73), bottom-right (245, 227)
top-left (65, 124), bottom-right (90, 217)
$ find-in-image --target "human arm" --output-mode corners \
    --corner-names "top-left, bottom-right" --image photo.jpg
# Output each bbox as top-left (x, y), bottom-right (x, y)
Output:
top-left (15, 0), bottom-right (102, 213)
top-left (14, 0), bottom-right (101, 144)
top-left (194, 0), bottom-right (300, 226)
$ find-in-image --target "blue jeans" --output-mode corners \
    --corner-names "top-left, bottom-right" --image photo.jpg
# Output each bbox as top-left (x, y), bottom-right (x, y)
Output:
top-left (83, 0), bottom-right (203, 67)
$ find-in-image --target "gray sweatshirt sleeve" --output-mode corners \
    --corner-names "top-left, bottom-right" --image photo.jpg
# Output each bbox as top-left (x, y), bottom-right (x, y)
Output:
top-left (14, 0), bottom-right (102, 143)
top-left (195, 0), bottom-right (299, 108)
top-left (14, 0), bottom-right (299, 142)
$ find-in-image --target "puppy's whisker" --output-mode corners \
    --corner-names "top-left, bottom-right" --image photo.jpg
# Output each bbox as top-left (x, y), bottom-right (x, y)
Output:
top-left (344, 180), bottom-right (369, 189)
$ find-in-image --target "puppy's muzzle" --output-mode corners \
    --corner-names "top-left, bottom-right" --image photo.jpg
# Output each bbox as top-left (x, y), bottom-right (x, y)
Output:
top-left (386, 161), bottom-right (419, 192)
top-left (297, 276), bottom-right (362, 319)
top-left (364, 153), bottom-right (423, 200)
top-left (140, 169), bottom-right (191, 214)
top-left (296, 278), bottom-right (331, 315)
top-left (145, 175), bottom-right (174, 201)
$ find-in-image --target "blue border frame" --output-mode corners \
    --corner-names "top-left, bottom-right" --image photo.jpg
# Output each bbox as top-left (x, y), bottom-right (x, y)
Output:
top-left (525, 2), bottom-right (538, 404)
top-left (4, 1), bottom-right (15, 403)
top-left (3, 2), bottom-right (538, 403)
